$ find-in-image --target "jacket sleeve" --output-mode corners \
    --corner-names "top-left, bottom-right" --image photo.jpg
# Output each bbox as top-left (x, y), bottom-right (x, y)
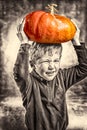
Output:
top-left (61, 43), bottom-right (87, 90)
top-left (13, 43), bottom-right (31, 107)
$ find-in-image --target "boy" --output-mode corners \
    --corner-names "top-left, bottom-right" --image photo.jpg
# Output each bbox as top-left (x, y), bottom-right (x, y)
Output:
top-left (13, 20), bottom-right (87, 130)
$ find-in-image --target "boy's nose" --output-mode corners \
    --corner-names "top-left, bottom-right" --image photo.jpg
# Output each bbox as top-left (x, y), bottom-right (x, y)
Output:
top-left (48, 63), bottom-right (54, 70)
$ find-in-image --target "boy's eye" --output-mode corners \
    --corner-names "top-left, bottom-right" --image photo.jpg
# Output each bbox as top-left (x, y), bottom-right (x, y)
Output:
top-left (39, 60), bottom-right (49, 64)
top-left (39, 59), bottom-right (60, 64)
top-left (54, 59), bottom-right (59, 62)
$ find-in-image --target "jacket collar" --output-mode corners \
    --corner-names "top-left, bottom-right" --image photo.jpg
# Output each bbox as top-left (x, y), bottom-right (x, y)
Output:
top-left (31, 70), bottom-right (48, 84)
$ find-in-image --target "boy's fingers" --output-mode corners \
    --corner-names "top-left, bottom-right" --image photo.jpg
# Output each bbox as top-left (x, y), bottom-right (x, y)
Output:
top-left (71, 19), bottom-right (80, 36)
top-left (17, 18), bottom-right (33, 45)
top-left (17, 18), bottom-right (30, 43)
top-left (71, 19), bottom-right (78, 28)
top-left (71, 19), bottom-right (80, 32)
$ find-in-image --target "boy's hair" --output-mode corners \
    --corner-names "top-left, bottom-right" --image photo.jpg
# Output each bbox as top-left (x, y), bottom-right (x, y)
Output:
top-left (29, 42), bottom-right (62, 66)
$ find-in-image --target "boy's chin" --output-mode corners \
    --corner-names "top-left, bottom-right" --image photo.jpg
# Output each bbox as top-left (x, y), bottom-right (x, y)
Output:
top-left (43, 73), bottom-right (57, 81)
top-left (44, 75), bottom-right (55, 81)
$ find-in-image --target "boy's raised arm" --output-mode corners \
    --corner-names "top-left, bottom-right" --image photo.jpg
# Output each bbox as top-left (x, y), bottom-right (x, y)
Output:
top-left (13, 19), bottom-right (32, 107)
top-left (13, 18), bottom-right (31, 85)
top-left (62, 42), bottom-right (87, 90)
top-left (13, 44), bottom-right (31, 107)
top-left (13, 43), bottom-right (30, 83)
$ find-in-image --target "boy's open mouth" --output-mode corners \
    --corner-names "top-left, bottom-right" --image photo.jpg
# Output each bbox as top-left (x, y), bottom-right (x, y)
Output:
top-left (46, 71), bottom-right (56, 76)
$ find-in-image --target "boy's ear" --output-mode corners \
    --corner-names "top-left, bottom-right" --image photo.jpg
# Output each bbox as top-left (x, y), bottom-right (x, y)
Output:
top-left (30, 61), bottom-right (35, 68)
top-left (30, 61), bottom-right (33, 67)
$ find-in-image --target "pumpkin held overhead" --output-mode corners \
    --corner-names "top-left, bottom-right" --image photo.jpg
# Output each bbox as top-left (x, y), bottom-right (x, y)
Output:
top-left (24, 4), bottom-right (76, 44)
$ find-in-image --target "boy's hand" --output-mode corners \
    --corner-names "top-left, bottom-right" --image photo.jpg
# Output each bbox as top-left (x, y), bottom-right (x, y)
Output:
top-left (71, 19), bottom-right (81, 46)
top-left (17, 18), bottom-right (32, 45)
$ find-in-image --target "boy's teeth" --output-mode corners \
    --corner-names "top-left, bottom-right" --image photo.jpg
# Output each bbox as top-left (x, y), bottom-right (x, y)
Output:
top-left (46, 71), bottom-right (55, 74)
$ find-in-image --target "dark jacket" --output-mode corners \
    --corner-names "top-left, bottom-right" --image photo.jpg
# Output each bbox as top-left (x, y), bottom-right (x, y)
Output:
top-left (13, 43), bottom-right (87, 130)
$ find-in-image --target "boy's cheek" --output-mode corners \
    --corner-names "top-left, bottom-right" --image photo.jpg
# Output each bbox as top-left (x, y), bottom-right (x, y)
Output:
top-left (37, 64), bottom-right (48, 71)
top-left (39, 67), bottom-right (47, 74)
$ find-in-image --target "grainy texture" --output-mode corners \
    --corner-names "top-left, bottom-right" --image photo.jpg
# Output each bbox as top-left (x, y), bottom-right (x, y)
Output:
top-left (0, 0), bottom-right (87, 130)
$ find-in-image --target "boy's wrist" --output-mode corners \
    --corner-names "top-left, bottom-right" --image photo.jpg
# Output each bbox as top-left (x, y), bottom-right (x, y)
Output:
top-left (72, 39), bottom-right (81, 46)
top-left (21, 43), bottom-right (31, 48)
top-left (21, 40), bottom-right (33, 45)
top-left (19, 43), bottom-right (31, 53)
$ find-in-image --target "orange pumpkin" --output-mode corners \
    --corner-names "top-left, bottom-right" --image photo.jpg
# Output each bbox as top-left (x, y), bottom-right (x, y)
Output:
top-left (24, 10), bottom-right (76, 44)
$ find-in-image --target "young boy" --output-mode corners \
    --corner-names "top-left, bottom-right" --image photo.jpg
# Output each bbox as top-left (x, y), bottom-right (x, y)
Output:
top-left (13, 20), bottom-right (87, 130)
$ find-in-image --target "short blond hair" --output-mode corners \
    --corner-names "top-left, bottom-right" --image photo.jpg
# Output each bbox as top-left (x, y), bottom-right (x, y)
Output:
top-left (29, 42), bottom-right (62, 66)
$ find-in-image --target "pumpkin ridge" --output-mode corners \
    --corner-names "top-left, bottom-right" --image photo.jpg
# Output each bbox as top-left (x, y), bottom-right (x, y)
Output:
top-left (34, 12), bottom-right (46, 40)
top-left (37, 13), bottom-right (51, 41)
top-left (32, 11), bottom-right (46, 35)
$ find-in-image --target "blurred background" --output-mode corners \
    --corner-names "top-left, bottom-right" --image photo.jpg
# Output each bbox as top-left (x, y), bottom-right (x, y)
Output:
top-left (0, 0), bottom-right (87, 130)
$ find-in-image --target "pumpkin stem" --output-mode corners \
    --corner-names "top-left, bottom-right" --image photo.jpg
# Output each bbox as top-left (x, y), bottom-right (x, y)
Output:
top-left (47, 4), bottom-right (58, 15)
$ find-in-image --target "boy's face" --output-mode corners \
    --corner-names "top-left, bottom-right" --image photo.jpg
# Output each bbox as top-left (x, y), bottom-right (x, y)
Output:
top-left (34, 48), bottom-right (61, 81)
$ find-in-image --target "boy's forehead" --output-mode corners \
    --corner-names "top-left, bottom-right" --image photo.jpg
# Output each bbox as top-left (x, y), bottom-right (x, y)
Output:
top-left (40, 48), bottom-right (61, 59)
top-left (47, 47), bottom-right (61, 56)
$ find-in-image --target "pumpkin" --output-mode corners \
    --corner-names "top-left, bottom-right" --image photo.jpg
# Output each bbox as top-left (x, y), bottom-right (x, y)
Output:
top-left (23, 10), bottom-right (76, 44)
